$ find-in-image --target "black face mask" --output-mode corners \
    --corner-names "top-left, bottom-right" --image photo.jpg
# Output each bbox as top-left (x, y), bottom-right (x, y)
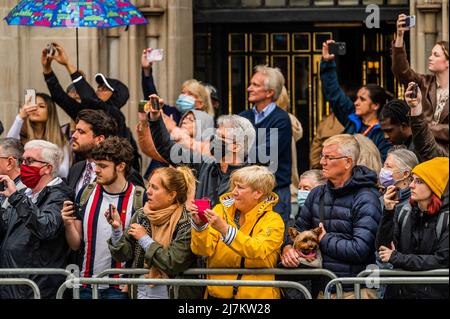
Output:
top-left (210, 135), bottom-right (229, 160)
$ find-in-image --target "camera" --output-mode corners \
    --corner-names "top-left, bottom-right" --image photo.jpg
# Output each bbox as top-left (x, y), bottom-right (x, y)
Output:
top-left (46, 43), bottom-right (57, 57)
top-left (410, 83), bottom-right (418, 99)
top-left (72, 203), bottom-right (82, 220)
top-left (404, 15), bottom-right (416, 28)
top-left (0, 181), bottom-right (5, 192)
top-left (328, 42), bottom-right (346, 55)
top-left (138, 100), bottom-right (148, 113)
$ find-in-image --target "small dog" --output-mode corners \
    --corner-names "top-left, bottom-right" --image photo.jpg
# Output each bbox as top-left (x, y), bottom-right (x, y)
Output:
top-left (288, 227), bottom-right (322, 262)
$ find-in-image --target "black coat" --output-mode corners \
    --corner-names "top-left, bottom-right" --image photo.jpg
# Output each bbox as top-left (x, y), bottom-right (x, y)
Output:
top-left (67, 160), bottom-right (145, 193)
top-left (290, 166), bottom-right (382, 279)
top-left (0, 180), bottom-right (74, 299)
top-left (376, 200), bottom-right (449, 299)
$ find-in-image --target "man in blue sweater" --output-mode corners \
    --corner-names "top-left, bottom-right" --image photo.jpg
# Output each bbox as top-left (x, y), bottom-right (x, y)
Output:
top-left (240, 65), bottom-right (293, 226)
top-left (320, 40), bottom-right (392, 162)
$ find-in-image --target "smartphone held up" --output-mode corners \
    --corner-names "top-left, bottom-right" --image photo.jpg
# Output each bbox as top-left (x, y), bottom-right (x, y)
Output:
top-left (146, 49), bottom-right (164, 62)
top-left (195, 198), bottom-right (211, 224)
top-left (24, 88), bottom-right (36, 105)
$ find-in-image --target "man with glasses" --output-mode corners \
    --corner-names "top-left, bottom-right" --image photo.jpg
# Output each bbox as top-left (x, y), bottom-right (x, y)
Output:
top-left (0, 140), bottom-right (73, 299)
top-left (281, 134), bottom-right (382, 299)
top-left (0, 138), bottom-right (25, 210)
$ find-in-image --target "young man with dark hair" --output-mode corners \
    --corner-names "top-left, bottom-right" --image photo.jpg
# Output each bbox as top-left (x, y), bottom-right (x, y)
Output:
top-left (68, 109), bottom-right (144, 197)
top-left (61, 136), bottom-right (146, 299)
top-left (379, 99), bottom-right (414, 151)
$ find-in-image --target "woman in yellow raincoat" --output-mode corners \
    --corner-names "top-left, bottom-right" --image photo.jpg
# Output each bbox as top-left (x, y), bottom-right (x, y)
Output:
top-left (190, 165), bottom-right (285, 299)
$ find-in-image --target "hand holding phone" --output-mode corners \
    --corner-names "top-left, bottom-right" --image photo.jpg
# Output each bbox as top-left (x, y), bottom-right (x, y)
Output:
top-left (194, 199), bottom-right (211, 224)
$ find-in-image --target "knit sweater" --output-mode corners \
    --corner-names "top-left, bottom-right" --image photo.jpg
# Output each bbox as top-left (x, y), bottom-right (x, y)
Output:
top-left (240, 106), bottom-right (292, 188)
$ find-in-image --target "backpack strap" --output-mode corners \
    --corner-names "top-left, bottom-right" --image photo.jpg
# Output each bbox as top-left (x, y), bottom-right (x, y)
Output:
top-left (79, 183), bottom-right (97, 207)
top-left (397, 205), bottom-right (411, 236)
top-left (232, 212), bottom-right (267, 298)
top-left (436, 210), bottom-right (449, 240)
top-left (132, 186), bottom-right (145, 212)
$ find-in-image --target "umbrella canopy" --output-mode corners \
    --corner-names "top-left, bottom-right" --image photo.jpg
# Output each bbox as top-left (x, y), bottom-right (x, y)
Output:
top-left (4, 0), bottom-right (148, 68)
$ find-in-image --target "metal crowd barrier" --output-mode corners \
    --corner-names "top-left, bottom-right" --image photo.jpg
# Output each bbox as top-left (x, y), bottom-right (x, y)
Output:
top-left (354, 269), bottom-right (449, 299)
top-left (324, 276), bottom-right (449, 299)
top-left (0, 278), bottom-right (41, 299)
top-left (94, 267), bottom-right (342, 299)
top-left (56, 277), bottom-right (312, 299)
top-left (0, 268), bottom-right (79, 299)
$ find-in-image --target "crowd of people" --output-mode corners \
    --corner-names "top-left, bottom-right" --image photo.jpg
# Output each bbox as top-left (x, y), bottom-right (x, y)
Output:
top-left (0, 14), bottom-right (448, 299)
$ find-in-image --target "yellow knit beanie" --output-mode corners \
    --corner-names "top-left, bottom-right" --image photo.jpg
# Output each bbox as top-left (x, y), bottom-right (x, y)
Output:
top-left (412, 157), bottom-right (449, 198)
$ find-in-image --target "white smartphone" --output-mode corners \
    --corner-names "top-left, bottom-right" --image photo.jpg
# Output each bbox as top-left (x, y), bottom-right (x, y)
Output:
top-left (146, 49), bottom-right (164, 62)
top-left (24, 89), bottom-right (36, 105)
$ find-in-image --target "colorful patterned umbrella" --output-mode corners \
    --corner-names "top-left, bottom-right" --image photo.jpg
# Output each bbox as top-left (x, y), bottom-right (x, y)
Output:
top-left (4, 0), bottom-right (148, 68)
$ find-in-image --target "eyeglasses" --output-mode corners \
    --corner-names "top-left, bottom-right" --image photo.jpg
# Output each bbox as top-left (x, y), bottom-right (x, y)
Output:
top-left (320, 154), bottom-right (349, 162)
top-left (411, 177), bottom-right (425, 185)
top-left (20, 157), bottom-right (49, 166)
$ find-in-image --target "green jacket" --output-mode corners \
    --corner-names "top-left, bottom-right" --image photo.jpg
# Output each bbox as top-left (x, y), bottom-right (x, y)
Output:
top-left (108, 206), bottom-right (203, 299)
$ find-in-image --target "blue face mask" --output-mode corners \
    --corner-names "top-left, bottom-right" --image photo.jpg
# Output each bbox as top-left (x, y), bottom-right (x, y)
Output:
top-left (297, 190), bottom-right (310, 208)
top-left (175, 94), bottom-right (195, 113)
top-left (379, 168), bottom-right (395, 188)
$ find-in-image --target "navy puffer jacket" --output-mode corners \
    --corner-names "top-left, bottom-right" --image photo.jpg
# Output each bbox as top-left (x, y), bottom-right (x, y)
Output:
top-left (292, 165), bottom-right (382, 278)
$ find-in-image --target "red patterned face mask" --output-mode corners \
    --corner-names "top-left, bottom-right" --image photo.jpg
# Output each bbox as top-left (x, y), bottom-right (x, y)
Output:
top-left (20, 164), bottom-right (44, 189)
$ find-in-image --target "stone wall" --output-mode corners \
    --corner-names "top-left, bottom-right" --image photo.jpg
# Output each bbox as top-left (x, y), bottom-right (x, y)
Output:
top-left (0, 0), bottom-right (193, 173)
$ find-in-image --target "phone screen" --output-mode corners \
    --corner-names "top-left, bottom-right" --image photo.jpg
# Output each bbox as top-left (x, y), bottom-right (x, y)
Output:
top-left (25, 89), bottom-right (36, 105)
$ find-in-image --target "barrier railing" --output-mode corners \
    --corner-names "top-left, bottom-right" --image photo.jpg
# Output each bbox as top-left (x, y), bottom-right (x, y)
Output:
top-left (0, 278), bottom-right (41, 299)
top-left (354, 269), bottom-right (449, 299)
top-left (0, 268), bottom-right (78, 299)
top-left (324, 276), bottom-right (449, 299)
top-left (56, 277), bottom-right (312, 299)
top-left (94, 267), bottom-right (342, 299)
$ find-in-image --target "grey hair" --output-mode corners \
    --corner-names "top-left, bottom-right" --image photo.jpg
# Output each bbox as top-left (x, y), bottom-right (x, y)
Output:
top-left (0, 138), bottom-right (24, 166)
top-left (254, 65), bottom-right (285, 101)
top-left (24, 140), bottom-right (63, 178)
top-left (217, 115), bottom-right (256, 159)
top-left (354, 134), bottom-right (382, 175)
top-left (323, 134), bottom-right (360, 167)
top-left (387, 148), bottom-right (419, 173)
top-left (300, 169), bottom-right (327, 187)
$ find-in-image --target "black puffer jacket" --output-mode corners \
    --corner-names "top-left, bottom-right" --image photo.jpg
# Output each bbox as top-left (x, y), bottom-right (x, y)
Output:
top-left (0, 180), bottom-right (73, 299)
top-left (289, 166), bottom-right (382, 280)
top-left (376, 198), bottom-right (449, 299)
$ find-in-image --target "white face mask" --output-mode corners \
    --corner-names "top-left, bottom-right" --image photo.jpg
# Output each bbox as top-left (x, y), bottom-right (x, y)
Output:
top-left (297, 190), bottom-right (310, 208)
